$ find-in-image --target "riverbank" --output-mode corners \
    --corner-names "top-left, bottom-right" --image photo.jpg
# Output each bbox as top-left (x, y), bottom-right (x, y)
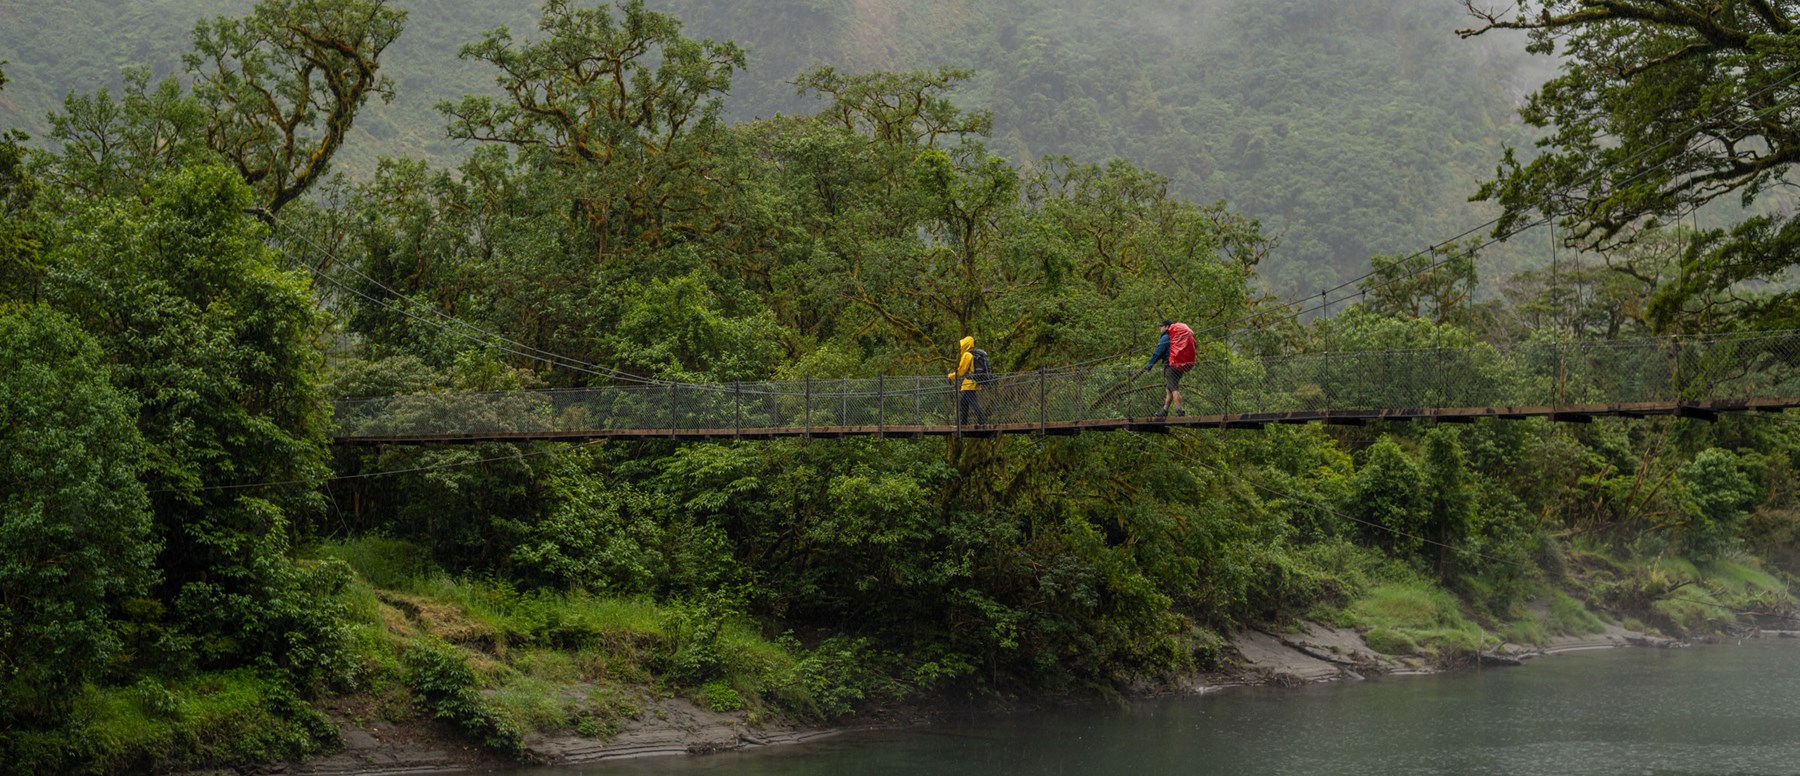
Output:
top-left (291, 616), bottom-right (1710, 775)
top-left (496, 636), bottom-right (1800, 776)
top-left (261, 535), bottom-right (1798, 776)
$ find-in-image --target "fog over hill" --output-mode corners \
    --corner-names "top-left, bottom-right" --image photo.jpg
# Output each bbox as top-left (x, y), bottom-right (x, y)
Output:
top-left (0, 0), bottom-right (1552, 292)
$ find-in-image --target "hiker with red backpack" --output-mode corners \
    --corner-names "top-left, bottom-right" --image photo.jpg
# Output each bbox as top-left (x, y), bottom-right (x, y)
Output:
top-left (1144, 320), bottom-right (1196, 417)
top-left (947, 335), bottom-right (990, 426)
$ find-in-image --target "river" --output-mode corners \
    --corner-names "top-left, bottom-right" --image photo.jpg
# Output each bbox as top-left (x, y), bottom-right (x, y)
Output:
top-left (501, 639), bottom-right (1800, 775)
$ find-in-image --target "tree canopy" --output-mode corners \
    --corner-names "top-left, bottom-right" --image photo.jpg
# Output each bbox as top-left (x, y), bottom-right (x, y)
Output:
top-left (1460, 0), bottom-right (1800, 331)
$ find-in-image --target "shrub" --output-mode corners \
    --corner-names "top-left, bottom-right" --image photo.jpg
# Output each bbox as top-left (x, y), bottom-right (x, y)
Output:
top-left (402, 641), bottom-right (522, 756)
top-left (1678, 449), bottom-right (1757, 562)
top-left (698, 680), bottom-right (743, 712)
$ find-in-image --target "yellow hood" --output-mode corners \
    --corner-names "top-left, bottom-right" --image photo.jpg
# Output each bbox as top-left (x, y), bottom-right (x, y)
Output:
top-left (959, 336), bottom-right (974, 354)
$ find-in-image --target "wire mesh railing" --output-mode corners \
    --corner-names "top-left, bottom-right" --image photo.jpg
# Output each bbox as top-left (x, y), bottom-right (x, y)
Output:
top-left (332, 330), bottom-right (1800, 439)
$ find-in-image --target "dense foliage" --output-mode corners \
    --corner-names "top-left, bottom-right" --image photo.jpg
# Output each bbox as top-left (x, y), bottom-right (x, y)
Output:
top-left (1, 1), bottom-right (1797, 773)
top-left (0, 306), bottom-right (153, 726)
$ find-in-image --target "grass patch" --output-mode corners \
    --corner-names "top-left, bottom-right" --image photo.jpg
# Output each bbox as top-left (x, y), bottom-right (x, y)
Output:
top-left (1649, 585), bottom-right (1737, 634)
top-left (1499, 618), bottom-right (1547, 646)
top-left (1351, 583), bottom-right (1460, 630)
top-left (514, 650), bottom-right (580, 683)
top-left (311, 536), bottom-right (440, 590)
top-left (489, 674), bottom-right (579, 735)
top-left (1546, 590), bottom-right (1607, 636)
top-left (1702, 558), bottom-right (1787, 598)
top-left (1348, 582), bottom-right (1488, 660)
top-left (1363, 627), bottom-right (1419, 656)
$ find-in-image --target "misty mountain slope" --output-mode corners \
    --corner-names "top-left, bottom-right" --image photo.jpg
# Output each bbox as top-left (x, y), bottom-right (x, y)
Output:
top-left (0, 0), bottom-right (1548, 289)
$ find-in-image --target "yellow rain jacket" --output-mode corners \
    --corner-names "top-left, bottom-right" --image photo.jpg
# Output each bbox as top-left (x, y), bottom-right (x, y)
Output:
top-left (947, 336), bottom-right (980, 391)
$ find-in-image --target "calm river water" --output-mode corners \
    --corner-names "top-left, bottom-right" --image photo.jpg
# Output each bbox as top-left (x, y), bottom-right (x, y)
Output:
top-left (506, 639), bottom-right (1800, 776)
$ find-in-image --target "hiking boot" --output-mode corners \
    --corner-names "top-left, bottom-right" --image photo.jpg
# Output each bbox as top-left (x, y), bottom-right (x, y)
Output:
top-left (1152, 409), bottom-right (1168, 419)
top-left (1175, 409), bottom-right (1185, 417)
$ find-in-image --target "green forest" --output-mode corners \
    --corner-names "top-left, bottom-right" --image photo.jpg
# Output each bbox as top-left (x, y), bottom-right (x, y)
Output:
top-left (3, 0), bottom-right (1799, 772)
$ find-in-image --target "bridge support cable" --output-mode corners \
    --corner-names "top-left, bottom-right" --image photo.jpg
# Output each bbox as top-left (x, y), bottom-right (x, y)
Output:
top-left (275, 228), bottom-right (663, 386)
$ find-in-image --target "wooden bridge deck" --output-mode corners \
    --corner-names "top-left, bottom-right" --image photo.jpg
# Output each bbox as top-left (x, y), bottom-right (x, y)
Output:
top-left (332, 397), bottom-right (1800, 445)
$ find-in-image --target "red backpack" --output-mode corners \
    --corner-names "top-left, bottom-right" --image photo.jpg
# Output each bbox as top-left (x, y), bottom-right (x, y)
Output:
top-left (1167, 322), bottom-right (1196, 368)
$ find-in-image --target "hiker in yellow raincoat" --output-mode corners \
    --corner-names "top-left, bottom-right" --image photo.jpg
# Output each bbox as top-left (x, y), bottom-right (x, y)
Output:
top-left (947, 335), bottom-right (988, 426)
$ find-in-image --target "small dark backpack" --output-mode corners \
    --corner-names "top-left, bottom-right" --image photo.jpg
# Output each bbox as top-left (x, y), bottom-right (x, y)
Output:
top-left (970, 348), bottom-right (995, 384)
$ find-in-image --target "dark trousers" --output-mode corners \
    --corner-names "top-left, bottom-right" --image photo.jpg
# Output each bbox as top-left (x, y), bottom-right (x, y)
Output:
top-left (958, 391), bottom-right (987, 426)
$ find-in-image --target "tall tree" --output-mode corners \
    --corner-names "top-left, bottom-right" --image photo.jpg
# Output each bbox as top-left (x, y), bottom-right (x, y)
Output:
top-left (189, 0), bottom-right (406, 214)
top-left (0, 63), bottom-right (43, 301)
top-left (46, 0), bottom-right (404, 214)
top-left (1460, 0), bottom-right (1800, 330)
top-left (795, 66), bottom-right (993, 147)
top-left (441, 0), bottom-right (744, 257)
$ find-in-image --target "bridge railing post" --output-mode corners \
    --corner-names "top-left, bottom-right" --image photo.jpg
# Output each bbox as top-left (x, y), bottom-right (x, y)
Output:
top-left (734, 381), bottom-right (742, 439)
top-left (1436, 346), bottom-right (1447, 409)
top-left (1039, 368), bottom-right (1047, 434)
top-left (1223, 361), bottom-right (1232, 418)
top-left (877, 374), bottom-right (885, 437)
top-left (1557, 336), bottom-right (1569, 408)
top-left (804, 376), bottom-right (812, 438)
top-left (1667, 335), bottom-right (1682, 404)
top-left (914, 375), bottom-right (922, 425)
top-left (669, 381), bottom-right (678, 439)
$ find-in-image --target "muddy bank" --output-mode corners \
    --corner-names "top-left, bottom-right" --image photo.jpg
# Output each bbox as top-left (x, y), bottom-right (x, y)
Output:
top-left (295, 693), bottom-right (844, 774)
top-left (294, 620), bottom-right (1697, 775)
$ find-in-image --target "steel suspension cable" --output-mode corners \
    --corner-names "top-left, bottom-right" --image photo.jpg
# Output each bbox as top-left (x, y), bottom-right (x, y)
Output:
top-left (278, 227), bottom-right (666, 386)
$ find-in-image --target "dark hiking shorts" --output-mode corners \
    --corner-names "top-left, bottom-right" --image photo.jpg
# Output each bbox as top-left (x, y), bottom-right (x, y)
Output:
top-left (1164, 364), bottom-right (1191, 392)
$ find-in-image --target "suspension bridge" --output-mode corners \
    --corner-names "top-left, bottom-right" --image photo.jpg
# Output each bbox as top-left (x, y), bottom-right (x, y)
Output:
top-left (331, 329), bottom-right (1800, 444)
